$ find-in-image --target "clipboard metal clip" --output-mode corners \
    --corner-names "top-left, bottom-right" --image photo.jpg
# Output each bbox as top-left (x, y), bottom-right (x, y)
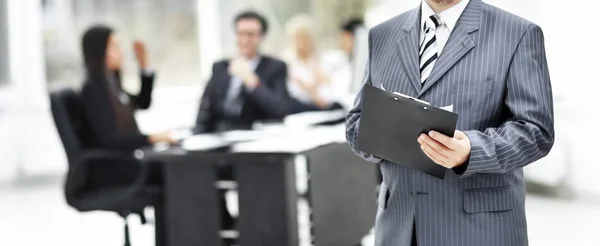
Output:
top-left (392, 92), bottom-right (431, 106)
top-left (381, 84), bottom-right (431, 105)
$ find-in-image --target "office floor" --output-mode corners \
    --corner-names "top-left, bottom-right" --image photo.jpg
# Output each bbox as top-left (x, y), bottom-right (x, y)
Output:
top-left (0, 176), bottom-right (599, 246)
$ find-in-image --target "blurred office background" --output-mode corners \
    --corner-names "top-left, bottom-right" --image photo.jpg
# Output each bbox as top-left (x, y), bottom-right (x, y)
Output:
top-left (0, 0), bottom-right (599, 245)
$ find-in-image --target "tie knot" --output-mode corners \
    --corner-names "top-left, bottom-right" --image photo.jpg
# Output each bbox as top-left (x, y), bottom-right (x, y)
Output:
top-left (424, 15), bottom-right (442, 31)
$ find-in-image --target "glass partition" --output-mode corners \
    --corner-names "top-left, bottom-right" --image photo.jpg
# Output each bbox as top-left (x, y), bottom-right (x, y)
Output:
top-left (0, 0), bottom-right (9, 85)
top-left (216, 0), bottom-right (311, 58)
top-left (41, 0), bottom-right (200, 89)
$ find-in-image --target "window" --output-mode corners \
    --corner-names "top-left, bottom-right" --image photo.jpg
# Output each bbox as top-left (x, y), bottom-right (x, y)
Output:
top-left (41, 0), bottom-right (201, 89)
top-left (216, 0), bottom-right (311, 57)
top-left (0, 0), bottom-right (9, 85)
top-left (216, 0), bottom-right (367, 59)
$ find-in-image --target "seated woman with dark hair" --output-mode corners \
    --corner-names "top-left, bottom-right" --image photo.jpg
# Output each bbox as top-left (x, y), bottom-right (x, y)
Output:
top-left (79, 26), bottom-right (176, 185)
top-left (80, 26), bottom-right (175, 150)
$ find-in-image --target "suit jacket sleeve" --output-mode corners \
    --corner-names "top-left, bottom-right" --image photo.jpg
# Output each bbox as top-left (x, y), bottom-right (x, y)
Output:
top-left (246, 62), bottom-right (293, 118)
top-left (81, 82), bottom-right (150, 150)
top-left (127, 72), bottom-right (155, 109)
top-left (345, 30), bottom-right (382, 164)
top-left (194, 64), bottom-right (217, 133)
top-left (457, 24), bottom-right (554, 176)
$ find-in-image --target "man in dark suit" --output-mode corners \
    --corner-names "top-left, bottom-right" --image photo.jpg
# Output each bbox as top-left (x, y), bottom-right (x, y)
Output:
top-left (195, 11), bottom-right (309, 133)
top-left (194, 11), bottom-right (318, 236)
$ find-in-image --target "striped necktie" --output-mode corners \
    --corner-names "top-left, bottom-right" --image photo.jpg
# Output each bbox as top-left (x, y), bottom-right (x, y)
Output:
top-left (419, 14), bottom-right (442, 85)
top-left (224, 77), bottom-right (244, 116)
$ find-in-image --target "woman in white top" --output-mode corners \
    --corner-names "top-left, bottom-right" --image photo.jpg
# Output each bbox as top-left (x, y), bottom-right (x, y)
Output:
top-left (281, 14), bottom-right (332, 109)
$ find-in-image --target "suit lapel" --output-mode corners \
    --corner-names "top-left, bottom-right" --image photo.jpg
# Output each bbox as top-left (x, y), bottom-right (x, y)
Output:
top-left (253, 57), bottom-right (268, 81)
top-left (396, 8), bottom-right (421, 94)
top-left (221, 61), bottom-right (233, 93)
top-left (418, 0), bottom-right (482, 97)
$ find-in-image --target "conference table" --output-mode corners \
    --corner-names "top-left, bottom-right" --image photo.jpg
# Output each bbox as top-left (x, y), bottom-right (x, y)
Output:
top-left (146, 123), bottom-right (378, 246)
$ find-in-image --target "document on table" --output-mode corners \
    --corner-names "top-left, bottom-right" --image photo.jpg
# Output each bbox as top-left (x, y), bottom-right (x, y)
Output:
top-left (231, 124), bottom-right (346, 153)
top-left (180, 133), bottom-right (231, 151)
top-left (357, 84), bottom-right (459, 179)
top-left (219, 128), bottom-right (287, 143)
top-left (170, 129), bottom-right (193, 141)
top-left (283, 109), bottom-right (346, 127)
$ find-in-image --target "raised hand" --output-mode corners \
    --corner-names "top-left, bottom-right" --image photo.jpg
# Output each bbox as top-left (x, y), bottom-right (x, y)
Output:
top-left (134, 40), bottom-right (148, 70)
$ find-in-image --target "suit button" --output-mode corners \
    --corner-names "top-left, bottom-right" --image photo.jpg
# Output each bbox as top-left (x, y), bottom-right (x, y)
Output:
top-left (410, 191), bottom-right (414, 196)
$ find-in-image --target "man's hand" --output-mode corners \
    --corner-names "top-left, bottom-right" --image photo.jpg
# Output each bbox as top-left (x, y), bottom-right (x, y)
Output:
top-left (229, 58), bottom-right (259, 88)
top-left (228, 57), bottom-right (250, 77)
top-left (134, 40), bottom-right (148, 70)
top-left (418, 130), bottom-right (471, 169)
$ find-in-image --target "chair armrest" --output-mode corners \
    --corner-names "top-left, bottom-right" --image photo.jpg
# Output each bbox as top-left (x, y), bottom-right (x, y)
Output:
top-left (78, 149), bottom-right (137, 164)
top-left (76, 149), bottom-right (147, 189)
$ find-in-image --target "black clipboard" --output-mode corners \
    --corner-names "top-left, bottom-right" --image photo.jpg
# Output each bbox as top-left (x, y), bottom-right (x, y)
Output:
top-left (356, 84), bottom-right (458, 179)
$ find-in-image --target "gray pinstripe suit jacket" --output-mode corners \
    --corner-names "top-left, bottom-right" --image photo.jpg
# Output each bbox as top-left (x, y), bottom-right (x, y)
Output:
top-left (345, 1), bottom-right (554, 245)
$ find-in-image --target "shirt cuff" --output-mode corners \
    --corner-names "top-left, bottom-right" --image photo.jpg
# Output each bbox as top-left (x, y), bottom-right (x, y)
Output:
top-left (452, 159), bottom-right (469, 175)
top-left (141, 69), bottom-right (155, 77)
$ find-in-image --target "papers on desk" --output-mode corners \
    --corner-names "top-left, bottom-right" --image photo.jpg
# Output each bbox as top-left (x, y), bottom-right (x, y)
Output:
top-left (178, 123), bottom-right (346, 153)
top-left (251, 121), bottom-right (288, 131)
top-left (171, 129), bottom-right (193, 141)
top-left (180, 133), bottom-right (231, 151)
top-left (179, 128), bottom-right (291, 151)
top-left (219, 128), bottom-right (286, 142)
top-left (283, 109), bottom-right (346, 127)
top-left (231, 124), bottom-right (346, 153)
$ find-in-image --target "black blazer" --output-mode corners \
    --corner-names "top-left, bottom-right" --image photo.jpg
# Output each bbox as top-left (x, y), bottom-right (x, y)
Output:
top-left (195, 56), bottom-right (310, 133)
top-left (80, 73), bottom-right (154, 150)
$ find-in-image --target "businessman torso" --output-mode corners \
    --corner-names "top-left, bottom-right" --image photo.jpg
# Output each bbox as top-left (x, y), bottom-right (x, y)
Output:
top-left (346, 0), bottom-right (554, 245)
top-left (195, 56), bottom-right (290, 133)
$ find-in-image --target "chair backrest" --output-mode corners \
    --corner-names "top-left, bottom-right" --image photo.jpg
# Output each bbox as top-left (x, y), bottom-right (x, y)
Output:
top-left (50, 88), bottom-right (85, 162)
top-left (50, 87), bottom-right (93, 206)
top-left (50, 88), bottom-right (148, 212)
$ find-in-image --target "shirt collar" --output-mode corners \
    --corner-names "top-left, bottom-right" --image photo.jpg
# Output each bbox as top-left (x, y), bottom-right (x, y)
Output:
top-left (421, 0), bottom-right (470, 32)
top-left (242, 55), bottom-right (260, 69)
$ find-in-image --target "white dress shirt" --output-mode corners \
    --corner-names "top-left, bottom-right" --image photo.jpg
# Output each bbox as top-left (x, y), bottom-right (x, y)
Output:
top-left (286, 56), bottom-right (325, 105)
top-left (320, 50), bottom-right (352, 104)
top-left (420, 0), bottom-right (470, 55)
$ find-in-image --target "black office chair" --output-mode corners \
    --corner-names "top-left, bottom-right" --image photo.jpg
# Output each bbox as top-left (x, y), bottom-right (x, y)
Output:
top-left (50, 88), bottom-right (162, 246)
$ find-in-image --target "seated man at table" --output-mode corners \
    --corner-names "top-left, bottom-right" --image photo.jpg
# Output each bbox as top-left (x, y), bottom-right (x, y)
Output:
top-left (193, 11), bottom-right (312, 234)
top-left (195, 11), bottom-right (319, 134)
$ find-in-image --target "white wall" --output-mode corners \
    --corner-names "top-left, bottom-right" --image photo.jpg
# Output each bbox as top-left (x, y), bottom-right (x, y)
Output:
top-left (466, 0), bottom-right (600, 198)
top-left (0, 0), bottom-right (67, 182)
